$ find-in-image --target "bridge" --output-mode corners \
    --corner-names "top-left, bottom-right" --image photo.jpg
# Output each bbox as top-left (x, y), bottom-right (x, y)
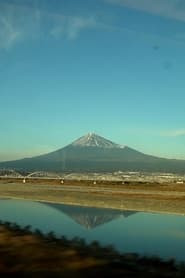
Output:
top-left (22, 171), bottom-right (64, 184)
top-left (0, 169), bottom-right (82, 184)
top-left (0, 169), bottom-right (63, 183)
top-left (0, 168), bottom-right (122, 184)
top-left (0, 169), bottom-right (83, 180)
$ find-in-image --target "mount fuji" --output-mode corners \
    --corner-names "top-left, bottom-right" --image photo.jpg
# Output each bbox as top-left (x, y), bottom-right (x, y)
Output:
top-left (43, 202), bottom-right (137, 229)
top-left (0, 133), bottom-right (185, 173)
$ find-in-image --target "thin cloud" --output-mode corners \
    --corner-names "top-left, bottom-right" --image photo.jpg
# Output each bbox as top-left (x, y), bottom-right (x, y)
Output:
top-left (103, 0), bottom-right (185, 47)
top-left (0, 14), bottom-right (23, 49)
top-left (0, 2), bottom-right (42, 49)
top-left (160, 129), bottom-right (185, 137)
top-left (0, 2), bottom-right (100, 50)
top-left (105, 0), bottom-right (185, 22)
top-left (2, 0), bottom-right (185, 50)
top-left (50, 16), bottom-right (97, 40)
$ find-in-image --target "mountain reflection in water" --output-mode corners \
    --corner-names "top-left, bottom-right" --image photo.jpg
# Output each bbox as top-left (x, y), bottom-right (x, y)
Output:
top-left (1, 199), bottom-right (185, 260)
top-left (42, 202), bottom-right (137, 229)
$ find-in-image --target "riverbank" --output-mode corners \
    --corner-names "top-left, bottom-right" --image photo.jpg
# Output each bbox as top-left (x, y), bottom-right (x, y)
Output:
top-left (1, 182), bottom-right (185, 215)
top-left (0, 221), bottom-right (184, 277)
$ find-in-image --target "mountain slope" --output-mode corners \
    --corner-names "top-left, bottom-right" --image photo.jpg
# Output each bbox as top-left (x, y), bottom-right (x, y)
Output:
top-left (0, 133), bottom-right (185, 173)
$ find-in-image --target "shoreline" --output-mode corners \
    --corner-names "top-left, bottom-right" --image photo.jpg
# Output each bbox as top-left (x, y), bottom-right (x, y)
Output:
top-left (1, 182), bottom-right (185, 216)
top-left (1, 194), bottom-right (185, 217)
top-left (0, 223), bottom-right (184, 277)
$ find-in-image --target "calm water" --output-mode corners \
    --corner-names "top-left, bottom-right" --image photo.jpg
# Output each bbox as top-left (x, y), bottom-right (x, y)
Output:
top-left (0, 199), bottom-right (185, 261)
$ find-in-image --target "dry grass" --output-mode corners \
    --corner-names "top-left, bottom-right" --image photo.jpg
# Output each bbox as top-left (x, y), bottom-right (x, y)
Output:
top-left (0, 223), bottom-right (184, 277)
top-left (1, 180), bottom-right (185, 214)
top-left (1, 177), bottom-right (185, 191)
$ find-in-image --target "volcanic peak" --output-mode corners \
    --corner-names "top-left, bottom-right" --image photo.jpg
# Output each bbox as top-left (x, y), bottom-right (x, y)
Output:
top-left (70, 133), bottom-right (125, 149)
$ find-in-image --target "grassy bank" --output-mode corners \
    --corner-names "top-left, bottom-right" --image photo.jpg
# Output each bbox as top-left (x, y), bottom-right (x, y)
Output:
top-left (0, 221), bottom-right (184, 277)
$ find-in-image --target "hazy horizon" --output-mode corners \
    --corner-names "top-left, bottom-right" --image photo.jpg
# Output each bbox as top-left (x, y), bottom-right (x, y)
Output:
top-left (0, 132), bottom-right (185, 162)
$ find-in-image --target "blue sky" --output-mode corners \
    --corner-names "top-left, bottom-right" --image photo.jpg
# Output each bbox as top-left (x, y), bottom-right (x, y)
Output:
top-left (0, 0), bottom-right (185, 161)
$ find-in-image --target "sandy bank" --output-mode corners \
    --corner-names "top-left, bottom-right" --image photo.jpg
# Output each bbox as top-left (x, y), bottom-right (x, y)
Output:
top-left (1, 182), bottom-right (185, 215)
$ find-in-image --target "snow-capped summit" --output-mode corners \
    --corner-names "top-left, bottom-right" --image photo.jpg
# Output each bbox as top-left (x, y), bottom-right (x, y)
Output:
top-left (71, 133), bottom-right (125, 148)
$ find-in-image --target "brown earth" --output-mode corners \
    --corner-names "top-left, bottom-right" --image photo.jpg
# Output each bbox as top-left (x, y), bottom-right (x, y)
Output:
top-left (0, 179), bottom-right (185, 215)
top-left (0, 223), bottom-right (184, 277)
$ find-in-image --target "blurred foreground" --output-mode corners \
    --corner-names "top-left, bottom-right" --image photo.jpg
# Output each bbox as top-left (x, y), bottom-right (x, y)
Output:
top-left (0, 222), bottom-right (185, 277)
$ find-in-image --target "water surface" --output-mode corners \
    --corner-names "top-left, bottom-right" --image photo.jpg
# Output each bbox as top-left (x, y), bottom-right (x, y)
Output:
top-left (0, 199), bottom-right (185, 261)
